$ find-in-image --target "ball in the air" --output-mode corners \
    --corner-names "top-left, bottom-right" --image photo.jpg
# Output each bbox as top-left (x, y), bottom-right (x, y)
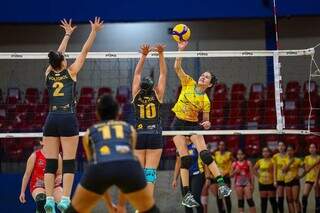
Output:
top-left (172, 24), bottom-right (191, 42)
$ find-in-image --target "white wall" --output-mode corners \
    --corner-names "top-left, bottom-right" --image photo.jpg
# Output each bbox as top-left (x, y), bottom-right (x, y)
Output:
top-left (0, 17), bottom-right (319, 102)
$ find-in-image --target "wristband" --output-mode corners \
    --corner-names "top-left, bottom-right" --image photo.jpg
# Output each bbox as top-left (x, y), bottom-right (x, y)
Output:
top-left (65, 33), bottom-right (71, 37)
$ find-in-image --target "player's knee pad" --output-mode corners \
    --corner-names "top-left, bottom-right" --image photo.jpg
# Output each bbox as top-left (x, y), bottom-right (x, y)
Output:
top-left (238, 199), bottom-right (244, 208)
top-left (180, 155), bottom-right (193, 169)
top-left (199, 150), bottom-right (214, 165)
top-left (45, 159), bottom-right (58, 174)
top-left (144, 168), bottom-right (157, 184)
top-left (35, 193), bottom-right (46, 213)
top-left (63, 159), bottom-right (75, 174)
top-left (247, 198), bottom-right (255, 207)
top-left (143, 204), bottom-right (160, 213)
top-left (65, 204), bottom-right (78, 213)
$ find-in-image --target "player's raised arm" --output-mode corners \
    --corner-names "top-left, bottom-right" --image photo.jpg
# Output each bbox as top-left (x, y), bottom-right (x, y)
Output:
top-left (154, 44), bottom-right (167, 102)
top-left (69, 17), bottom-right (103, 77)
top-left (19, 153), bottom-right (36, 203)
top-left (45, 19), bottom-right (76, 76)
top-left (174, 41), bottom-right (189, 81)
top-left (132, 44), bottom-right (151, 97)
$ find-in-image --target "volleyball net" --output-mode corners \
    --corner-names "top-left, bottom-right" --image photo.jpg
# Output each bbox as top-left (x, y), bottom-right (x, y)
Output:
top-left (0, 48), bottom-right (319, 158)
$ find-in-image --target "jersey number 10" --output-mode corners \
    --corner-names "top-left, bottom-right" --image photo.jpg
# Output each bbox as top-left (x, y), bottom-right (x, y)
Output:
top-left (138, 103), bottom-right (156, 119)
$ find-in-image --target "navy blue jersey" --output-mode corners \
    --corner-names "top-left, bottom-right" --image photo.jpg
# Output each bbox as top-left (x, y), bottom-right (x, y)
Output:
top-left (86, 120), bottom-right (135, 164)
top-left (187, 143), bottom-right (203, 175)
top-left (46, 69), bottom-right (76, 112)
top-left (132, 90), bottom-right (162, 134)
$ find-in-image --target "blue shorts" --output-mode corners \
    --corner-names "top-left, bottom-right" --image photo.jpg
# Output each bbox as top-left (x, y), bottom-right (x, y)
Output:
top-left (43, 112), bottom-right (79, 137)
top-left (136, 133), bottom-right (163, 150)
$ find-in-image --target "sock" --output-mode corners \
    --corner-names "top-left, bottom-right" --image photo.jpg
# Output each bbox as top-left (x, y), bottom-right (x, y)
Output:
top-left (61, 196), bottom-right (70, 201)
top-left (302, 195), bottom-right (308, 213)
top-left (278, 197), bottom-right (284, 213)
top-left (261, 197), bottom-right (268, 213)
top-left (225, 197), bottom-right (232, 213)
top-left (269, 197), bottom-right (277, 213)
top-left (182, 186), bottom-right (190, 196)
top-left (46, 196), bottom-right (54, 201)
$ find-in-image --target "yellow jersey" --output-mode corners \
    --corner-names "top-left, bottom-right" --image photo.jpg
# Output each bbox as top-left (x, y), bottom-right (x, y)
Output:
top-left (272, 153), bottom-right (288, 181)
top-left (255, 159), bottom-right (274, 185)
top-left (284, 157), bottom-right (303, 183)
top-left (214, 151), bottom-right (233, 176)
top-left (172, 74), bottom-right (210, 122)
top-left (304, 155), bottom-right (320, 182)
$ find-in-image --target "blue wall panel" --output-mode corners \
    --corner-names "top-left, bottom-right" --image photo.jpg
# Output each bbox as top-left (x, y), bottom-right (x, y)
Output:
top-left (0, 0), bottom-right (319, 23)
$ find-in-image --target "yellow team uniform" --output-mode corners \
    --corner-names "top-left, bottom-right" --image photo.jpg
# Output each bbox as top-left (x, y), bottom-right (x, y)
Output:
top-left (304, 155), bottom-right (320, 183)
top-left (172, 74), bottom-right (211, 122)
top-left (214, 151), bottom-right (233, 176)
top-left (284, 157), bottom-right (303, 183)
top-left (255, 159), bottom-right (274, 185)
top-left (272, 153), bottom-right (288, 182)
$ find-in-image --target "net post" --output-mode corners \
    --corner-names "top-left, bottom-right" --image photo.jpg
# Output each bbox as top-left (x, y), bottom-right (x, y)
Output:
top-left (273, 51), bottom-right (284, 131)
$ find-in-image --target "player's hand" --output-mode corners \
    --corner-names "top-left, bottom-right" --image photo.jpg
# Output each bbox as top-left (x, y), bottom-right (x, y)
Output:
top-left (140, 44), bottom-right (151, 56)
top-left (153, 44), bottom-right (166, 54)
top-left (172, 180), bottom-right (177, 190)
top-left (19, 192), bottom-right (26, 203)
top-left (90, 17), bottom-right (104, 32)
top-left (200, 121), bottom-right (211, 130)
top-left (178, 41), bottom-right (188, 51)
top-left (60, 19), bottom-right (77, 35)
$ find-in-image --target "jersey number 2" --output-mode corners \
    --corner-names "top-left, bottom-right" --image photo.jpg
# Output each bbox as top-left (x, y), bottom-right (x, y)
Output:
top-left (52, 82), bottom-right (64, 97)
top-left (138, 103), bottom-right (156, 119)
top-left (99, 125), bottom-right (124, 140)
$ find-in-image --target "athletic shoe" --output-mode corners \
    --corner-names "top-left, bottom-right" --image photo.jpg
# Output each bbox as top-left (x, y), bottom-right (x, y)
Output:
top-left (44, 197), bottom-right (56, 213)
top-left (57, 197), bottom-right (70, 213)
top-left (218, 185), bottom-right (232, 198)
top-left (181, 192), bottom-right (200, 208)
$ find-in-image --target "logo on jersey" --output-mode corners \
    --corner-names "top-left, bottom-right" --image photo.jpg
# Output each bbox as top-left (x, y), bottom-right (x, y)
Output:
top-left (116, 145), bottom-right (130, 153)
top-left (137, 124), bottom-right (143, 129)
top-left (147, 124), bottom-right (156, 130)
top-left (100, 146), bottom-right (111, 155)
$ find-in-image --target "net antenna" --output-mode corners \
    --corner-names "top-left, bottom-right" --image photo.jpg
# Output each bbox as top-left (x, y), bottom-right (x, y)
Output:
top-left (0, 48), bottom-right (316, 138)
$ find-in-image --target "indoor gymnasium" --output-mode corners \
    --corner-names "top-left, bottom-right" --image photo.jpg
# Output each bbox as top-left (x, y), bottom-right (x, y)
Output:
top-left (0, 1), bottom-right (320, 213)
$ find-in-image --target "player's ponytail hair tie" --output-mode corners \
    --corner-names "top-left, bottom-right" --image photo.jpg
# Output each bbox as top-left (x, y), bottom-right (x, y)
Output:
top-left (48, 50), bottom-right (65, 70)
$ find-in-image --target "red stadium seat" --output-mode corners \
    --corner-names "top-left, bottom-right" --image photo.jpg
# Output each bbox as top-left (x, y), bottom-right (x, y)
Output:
top-left (225, 135), bottom-right (240, 154)
top-left (246, 109), bottom-right (262, 129)
top-left (98, 87), bottom-right (112, 97)
top-left (265, 135), bottom-right (280, 153)
top-left (162, 137), bottom-right (176, 158)
top-left (286, 81), bottom-right (300, 100)
top-left (283, 135), bottom-right (300, 153)
top-left (25, 88), bottom-right (39, 105)
top-left (211, 116), bottom-right (225, 130)
top-left (231, 83), bottom-right (246, 100)
top-left (80, 87), bottom-right (95, 99)
top-left (226, 117), bottom-right (243, 129)
top-left (267, 84), bottom-right (275, 100)
top-left (244, 135), bottom-right (260, 157)
top-left (213, 83), bottom-right (228, 100)
top-left (249, 83), bottom-right (264, 101)
top-left (284, 115), bottom-right (300, 129)
top-left (211, 100), bottom-right (227, 117)
top-left (284, 100), bottom-right (299, 116)
top-left (78, 96), bottom-right (92, 105)
top-left (116, 86), bottom-right (131, 104)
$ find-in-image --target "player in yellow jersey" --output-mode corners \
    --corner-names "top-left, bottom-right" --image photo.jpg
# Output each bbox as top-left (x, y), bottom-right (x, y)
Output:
top-left (301, 143), bottom-right (320, 213)
top-left (283, 145), bottom-right (303, 213)
top-left (206, 141), bottom-right (233, 213)
top-left (254, 147), bottom-right (277, 213)
top-left (171, 41), bottom-right (231, 208)
top-left (272, 141), bottom-right (287, 213)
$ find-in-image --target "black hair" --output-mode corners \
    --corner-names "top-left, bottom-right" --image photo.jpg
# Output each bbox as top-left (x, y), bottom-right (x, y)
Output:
top-left (48, 51), bottom-right (64, 70)
top-left (207, 71), bottom-right (218, 86)
top-left (96, 94), bottom-right (119, 121)
top-left (140, 76), bottom-right (154, 92)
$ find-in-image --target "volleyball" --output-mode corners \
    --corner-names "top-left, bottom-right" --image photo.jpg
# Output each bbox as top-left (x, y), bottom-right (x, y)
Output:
top-left (172, 24), bottom-right (191, 42)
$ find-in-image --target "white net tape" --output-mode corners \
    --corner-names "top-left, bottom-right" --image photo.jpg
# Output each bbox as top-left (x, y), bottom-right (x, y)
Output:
top-left (0, 48), bottom-right (316, 138)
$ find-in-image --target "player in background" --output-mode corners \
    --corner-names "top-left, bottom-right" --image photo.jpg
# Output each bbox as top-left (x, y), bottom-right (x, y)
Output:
top-left (254, 147), bottom-right (277, 213)
top-left (272, 141), bottom-right (287, 213)
top-left (231, 149), bottom-right (256, 213)
top-left (19, 140), bottom-right (62, 213)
